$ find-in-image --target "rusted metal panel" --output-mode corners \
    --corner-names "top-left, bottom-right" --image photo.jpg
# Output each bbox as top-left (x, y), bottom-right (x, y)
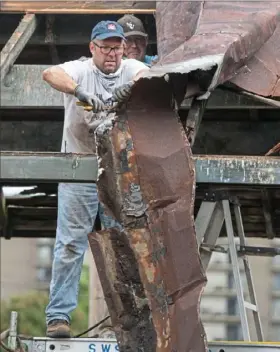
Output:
top-left (94, 117), bottom-right (172, 351)
top-left (156, 1), bottom-right (201, 59)
top-left (152, 1), bottom-right (280, 98)
top-left (231, 23), bottom-right (280, 97)
top-left (88, 228), bottom-right (155, 351)
top-left (95, 77), bottom-right (207, 351)
top-left (0, 1), bottom-right (155, 14)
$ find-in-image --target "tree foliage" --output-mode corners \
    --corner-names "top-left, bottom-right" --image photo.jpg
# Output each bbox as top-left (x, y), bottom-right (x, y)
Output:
top-left (0, 265), bottom-right (89, 340)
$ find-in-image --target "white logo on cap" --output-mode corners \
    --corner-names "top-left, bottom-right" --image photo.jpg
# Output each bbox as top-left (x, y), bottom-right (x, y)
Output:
top-left (108, 23), bottom-right (116, 30)
top-left (126, 21), bottom-right (134, 30)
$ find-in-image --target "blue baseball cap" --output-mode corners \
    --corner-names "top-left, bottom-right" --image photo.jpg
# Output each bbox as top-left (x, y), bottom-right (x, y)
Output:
top-left (91, 21), bottom-right (126, 41)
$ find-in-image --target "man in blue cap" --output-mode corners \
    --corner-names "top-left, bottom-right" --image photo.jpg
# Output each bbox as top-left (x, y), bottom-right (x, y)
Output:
top-left (42, 20), bottom-right (149, 338)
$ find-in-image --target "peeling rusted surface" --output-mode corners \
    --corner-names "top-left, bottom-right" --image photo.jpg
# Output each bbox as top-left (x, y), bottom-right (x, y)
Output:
top-left (88, 229), bottom-right (155, 351)
top-left (95, 113), bottom-right (171, 351)
top-left (95, 77), bottom-right (207, 351)
top-left (149, 1), bottom-right (280, 98)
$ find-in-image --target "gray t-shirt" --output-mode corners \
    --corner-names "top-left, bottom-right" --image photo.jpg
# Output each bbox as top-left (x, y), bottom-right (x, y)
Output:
top-left (58, 58), bottom-right (148, 154)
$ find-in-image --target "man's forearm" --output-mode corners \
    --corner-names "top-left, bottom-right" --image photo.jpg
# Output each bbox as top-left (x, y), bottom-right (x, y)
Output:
top-left (42, 66), bottom-right (78, 94)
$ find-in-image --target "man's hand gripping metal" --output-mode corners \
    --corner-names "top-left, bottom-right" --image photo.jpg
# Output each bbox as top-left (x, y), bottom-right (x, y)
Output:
top-left (111, 81), bottom-right (134, 104)
top-left (75, 81), bottom-right (134, 112)
top-left (74, 85), bottom-right (106, 112)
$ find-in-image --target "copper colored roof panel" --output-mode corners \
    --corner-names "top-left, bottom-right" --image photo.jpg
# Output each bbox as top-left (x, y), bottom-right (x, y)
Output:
top-left (94, 78), bottom-right (207, 351)
top-left (151, 1), bottom-right (280, 98)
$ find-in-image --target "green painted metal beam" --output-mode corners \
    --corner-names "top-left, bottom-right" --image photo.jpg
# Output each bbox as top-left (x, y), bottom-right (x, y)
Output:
top-left (0, 65), bottom-right (271, 109)
top-left (0, 152), bottom-right (279, 185)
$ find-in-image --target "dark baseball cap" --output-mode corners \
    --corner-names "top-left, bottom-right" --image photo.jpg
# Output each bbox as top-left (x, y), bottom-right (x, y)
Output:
top-left (91, 21), bottom-right (126, 41)
top-left (117, 14), bottom-right (148, 38)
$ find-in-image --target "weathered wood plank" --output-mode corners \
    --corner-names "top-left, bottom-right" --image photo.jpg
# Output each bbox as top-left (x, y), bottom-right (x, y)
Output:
top-left (0, 65), bottom-right (271, 108)
top-left (1, 1), bottom-right (156, 14)
top-left (0, 152), bottom-right (279, 185)
top-left (0, 14), bottom-right (37, 82)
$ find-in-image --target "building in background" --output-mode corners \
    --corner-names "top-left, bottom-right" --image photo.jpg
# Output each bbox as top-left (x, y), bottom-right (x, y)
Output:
top-left (201, 238), bottom-right (280, 342)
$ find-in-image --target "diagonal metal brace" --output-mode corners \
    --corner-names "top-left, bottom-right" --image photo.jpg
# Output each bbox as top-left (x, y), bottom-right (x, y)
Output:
top-left (1, 14), bottom-right (37, 83)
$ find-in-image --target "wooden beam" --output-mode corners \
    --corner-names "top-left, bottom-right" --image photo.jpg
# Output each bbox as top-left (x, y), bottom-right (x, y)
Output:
top-left (185, 98), bottom-right (208, 146)
top-left (0, 152), bottom-right (279, 185)
top-left (0, 14), bottom-right (37, 82)
top-left (261, 189), bottom-right (276, 239)
top-left (1, 1), bottom-right (156, 14)
top-left (0, 65), bottom-right (272, 109)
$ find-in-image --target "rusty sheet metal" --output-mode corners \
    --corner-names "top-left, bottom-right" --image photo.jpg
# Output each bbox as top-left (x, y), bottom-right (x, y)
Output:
top-left (151, 1), bottom-right (280, 98)
top-left (95, 114), bottom-right (172, 351)
top-left (88, 228), bottom-right (155, 351)
top-left (230, 23), bottom-right (280, 97)
top-left (95, 77), bottom-right (207, 351)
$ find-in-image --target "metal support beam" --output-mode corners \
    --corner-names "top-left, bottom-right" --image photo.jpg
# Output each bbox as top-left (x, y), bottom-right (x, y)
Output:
top-left (0, 152), bottom-right (279, 185)
top-left (0, 65), bottom-right (272, 109)
top-left (0, 1), bottom-right (156, 14)
top-left (0, 14), bottom-right (37, 82)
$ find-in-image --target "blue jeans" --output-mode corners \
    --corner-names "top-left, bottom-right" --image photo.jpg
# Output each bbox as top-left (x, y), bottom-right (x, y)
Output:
top-left (45, 183), bottom-right (120, 324)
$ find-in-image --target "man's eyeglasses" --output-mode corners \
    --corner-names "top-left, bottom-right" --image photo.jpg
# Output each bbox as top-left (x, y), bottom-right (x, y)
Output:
top-left (93, 41), bottom-right (124, 55)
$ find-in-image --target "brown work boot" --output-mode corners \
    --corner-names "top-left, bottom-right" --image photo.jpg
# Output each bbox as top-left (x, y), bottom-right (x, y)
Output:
top-left (46, 320), bottom-right (71, 338)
